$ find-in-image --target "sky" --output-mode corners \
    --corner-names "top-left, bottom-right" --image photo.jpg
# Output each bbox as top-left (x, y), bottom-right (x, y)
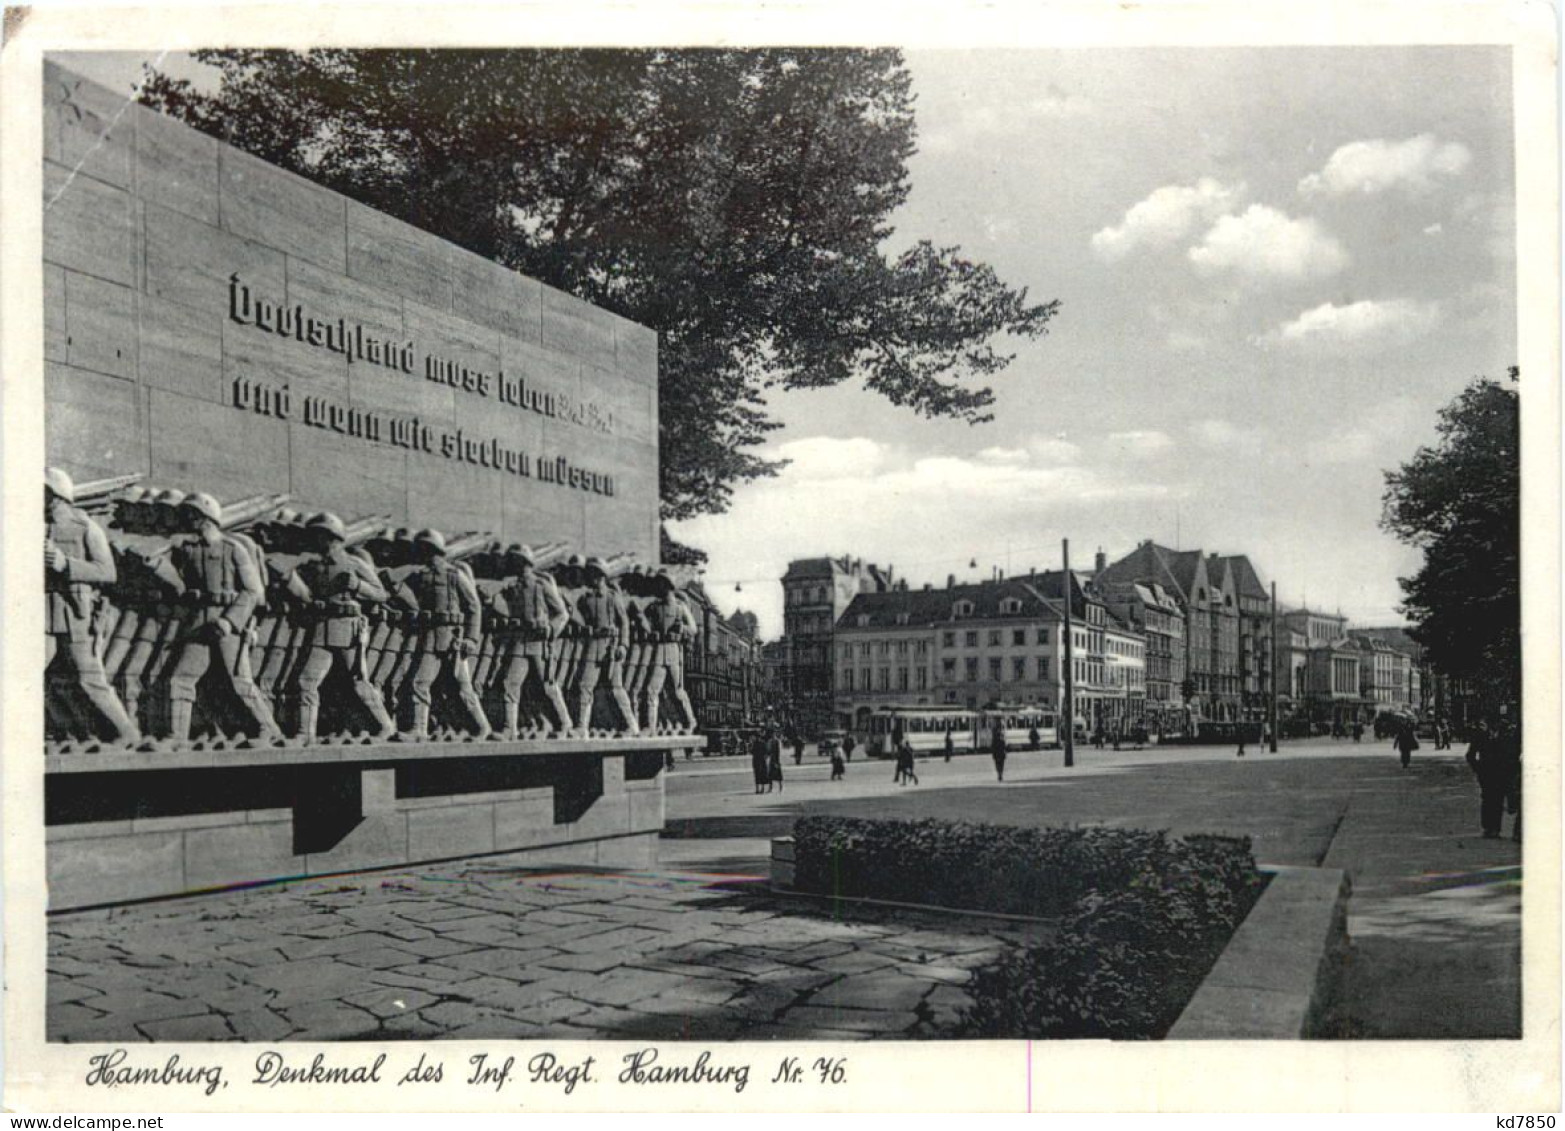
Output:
top-left (55, 48), bottom-right (1518, 640)
top-left (671, 47), bottom-right (1517, 637)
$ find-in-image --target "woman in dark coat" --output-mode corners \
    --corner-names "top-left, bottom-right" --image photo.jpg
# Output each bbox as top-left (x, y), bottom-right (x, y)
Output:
top-left (767, 743), bottom-right (785, 793)
top-left (1393, 719), bottom-right (1420, 769)
top-left (990, 725), bottom-right (1008, 782)
top-left (750, 733), bottom-right (770, 794)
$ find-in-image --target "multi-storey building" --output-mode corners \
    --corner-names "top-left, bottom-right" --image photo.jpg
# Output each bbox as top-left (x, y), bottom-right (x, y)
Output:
top-left (1097, 576), bottom-right (1185, 731)
top-left (834, 575), bottom-right (1063, 731)
top-left (1220, 555), bottom-right (1274, 722)
top-left (1096, 541), bottom-right (1243, 721)
top-left (1350, 634), bottom-right (1406, 710)
top-left (780, 556), bottom-right (895, 733)
top-left (1282, 607), bottom-right (1366, 729)
top-left (681, 584), bottom-right (763, 733)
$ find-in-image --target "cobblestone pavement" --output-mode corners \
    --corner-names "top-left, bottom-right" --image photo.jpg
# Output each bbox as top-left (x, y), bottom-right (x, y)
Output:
top-left (48, 868), bottom-right (1048, 1042)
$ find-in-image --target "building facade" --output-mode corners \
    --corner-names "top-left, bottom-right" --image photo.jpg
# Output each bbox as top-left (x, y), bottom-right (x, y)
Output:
top-left (682, 586), bottom-right (763, 733)
top-left (780, 556), bottom-right (894, 733)
top-left (1098, 577), bottom-right (1186, 730)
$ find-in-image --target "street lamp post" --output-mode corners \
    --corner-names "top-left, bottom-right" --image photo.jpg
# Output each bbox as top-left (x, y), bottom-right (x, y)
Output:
top-left (1269, 580), bottom-right (1279, 753)
top-left (1062, 538), bottom-right (1075, 769)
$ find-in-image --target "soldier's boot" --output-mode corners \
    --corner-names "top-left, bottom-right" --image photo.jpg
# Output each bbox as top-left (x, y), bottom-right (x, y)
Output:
top-left (545, 686), bottom-right (574, 738)
top-left (462, 691), bottom-right (491, 741)
top-left (406, 703), bottom-right (432, 742)
top-left (612, 689), bottom-right (641, 737)
top-left (645, 697), bottom-right (661, 737)
top-left (168, 698), bottom-right (195, 745)
top-left (296, 702), bottom-right (320, 747)
top-left (357, 684), bottom-right (394, 740)
top-left (574, 692), bottom-right (595, 738)
top-left (674, 689), bottom-right (697, 735)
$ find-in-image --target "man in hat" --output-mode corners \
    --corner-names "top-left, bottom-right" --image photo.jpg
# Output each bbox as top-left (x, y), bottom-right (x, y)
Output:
top-left (641, 568), bottom-right (698, 735)
top-left (164, 491), bottom-right (278, 744)
top-left (573, 556), bottom-right (639, 736)
top-left (491, 544), bottom-right (574, 738)
top-left (45, 467), bottom-right (141, 744)
top-left (397, 528), bottom-right (489, 740)
top-left (285, 512), bottom-right (397, 743)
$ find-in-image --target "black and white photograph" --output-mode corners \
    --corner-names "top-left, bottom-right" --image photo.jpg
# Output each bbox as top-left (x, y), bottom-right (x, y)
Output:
top-left (3, 2), bottom-right (1558, 1115)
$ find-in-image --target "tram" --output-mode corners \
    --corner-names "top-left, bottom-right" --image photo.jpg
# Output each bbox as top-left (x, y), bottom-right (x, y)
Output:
top-left (864, 704), bottom-right (1059, 756)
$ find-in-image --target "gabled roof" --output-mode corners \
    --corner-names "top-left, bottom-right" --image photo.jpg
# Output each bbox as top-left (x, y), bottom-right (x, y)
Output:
top-left (1222, 554), bottom-right (1270, 601)
top-left (837, 578), bottom-right (1062, 630)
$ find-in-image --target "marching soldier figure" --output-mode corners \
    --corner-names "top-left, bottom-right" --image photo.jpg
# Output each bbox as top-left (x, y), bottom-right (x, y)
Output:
top-left (398, 529), bottom-right (490, 741)
top-left (45, 467), bottom-right (141, 745)
top-left (642, 568), bottom-right (698, 735)
top-left (286, 513), bottom-right (397, 744)
top-left (574, 557), bottom-right (639, 737)
top-left (165, 492), bottom-right (279, 745)
top-left (491, 544), bottom-right (574, 739)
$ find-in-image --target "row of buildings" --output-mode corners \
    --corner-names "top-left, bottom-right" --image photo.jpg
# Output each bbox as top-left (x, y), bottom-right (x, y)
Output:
top-left (771, 543), bottom-right (1440, 739)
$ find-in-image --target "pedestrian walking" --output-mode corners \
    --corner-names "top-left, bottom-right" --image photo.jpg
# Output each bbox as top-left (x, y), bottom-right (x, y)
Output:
top-left (750, 732), bottom-right (769, 794)
top-left (767, 736), bottom-right (785, 794)
top-left (990, 724), bottom-right (1007, 782)
top-left (829, 742), bottom-right (846, 781)
top-left (1236, 724), bottom-right (1246, 758)
top-left (1352, 720), bottom-right (1364, 743)
top-left (791, 733), bottom-right (804, 766)
top-left (944, 729), bottom-right (955, 763)
top-left (1028, 725), bottom-right (1041, 752)
top-left (1393, 718), bottom-right (1419, 769)
top-left (843, 733), bottom-right (856, 763)
top-left (1465, 717), bottom-right (1520, 840)
top-left (895, 736), bottom-right (919, 786)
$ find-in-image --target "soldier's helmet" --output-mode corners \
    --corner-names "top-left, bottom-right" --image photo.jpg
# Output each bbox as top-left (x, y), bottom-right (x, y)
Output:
top-left (307, 512), bottom-right (347, 541)
top-left (414, 528), bottom-right (447, 553)
top-left (44, 467), bottom-right (75, 503)
top-left (567, 553), bottom-right (585, 567)
top-left (154, 488), bottom-right (187, 511)
top-left (181, 491), bottom-right (223, 524)
top-left (654, 567), bottom-right (677, 592)
top-left (392, 527), bottom-right (412, 541)
top-left (506, 543), bottom-right (535, 566)
top-left (584, 556), bottom-right (607, 577)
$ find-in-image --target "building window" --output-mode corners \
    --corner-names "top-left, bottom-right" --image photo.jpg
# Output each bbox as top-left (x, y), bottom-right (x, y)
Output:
top-left (988, 629), bottom-right (1001, 647)
top-left (915, 667), bottom-right (928, 690)
top-left (965, 657), bottom-right (978, 682)
top-left (989, 657), bottom-right (1002, 681)
top-left (878, 667), bottom-right (890, 691)
top-left (915, 640), bottom-right (929, 656)
top-left (1012, 628), bottom-right (1026, 646)
top-left (943, 658), bottom-right (956, 677)
top-left (861, 668), bottom-right (871, 689)
top-left (1038, 657), bottom-right (1049, 680)
top-left (1012, 656), bottom-right (1026, 681)
top-left (897, 667), bottom-right (909, 691)
top-left (953, 600), bottom-right (974, 618)
top-left (965, 630), bottom-right (978, 648)
top-left (841, 669), bottom-right (853, 691)
top-left (1037, 627), bottom-right (1049, 645)
top-left (877, 641), bottom-right (890, 657)
top-left (858, 643), bottom-right (870, 658)
top-left (895, 640), bottom-right (908, 656)
top-left (942, 631), bottom-right (955, 648)
top-left (999, 597), bottom-right (1022, 615)
top-left (856, 614), bottom-right (869, 627)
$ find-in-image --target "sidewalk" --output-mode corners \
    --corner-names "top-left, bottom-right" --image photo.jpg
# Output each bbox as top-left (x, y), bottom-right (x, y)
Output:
top-left (46, 742), bottom-right (1520, 1040)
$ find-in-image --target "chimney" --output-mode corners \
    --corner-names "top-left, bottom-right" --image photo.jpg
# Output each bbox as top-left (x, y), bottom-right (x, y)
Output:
top-left (946, 574), bottom-right (955, 589)
top-left (922, 582), bottom-right (933, 591)
top-left (1095, 548), bottom-right (1107, 575)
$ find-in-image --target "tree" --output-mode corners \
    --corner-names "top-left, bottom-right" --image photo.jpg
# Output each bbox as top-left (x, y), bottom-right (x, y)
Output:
top-left (142, 49), bottom-right (1058, 521)
top-left (1381, 369), bottom-right (1520, 706)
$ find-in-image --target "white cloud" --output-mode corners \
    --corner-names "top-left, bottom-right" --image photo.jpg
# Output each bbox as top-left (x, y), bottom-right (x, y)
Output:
top-left (1262, 298), bottom-right (1441, 352)
top-left (1423, 222), bottom-right (1443, 236)
top-left (1028, 437), bottom-right (1083, 465)
top-left (921, 84), bottom-right (1091, 153)
top-left (1299, 134), bottom-right (1473, 197)
top-left (1189, 418), bottom-right (1264, 454)
top-left (768, 436), bottom-right (887, 479)
top-left (1306, 430), bottom-right (1378, 465)
top-left (1091, 178), bottom-right (1244, 262)
top-left (1188, 205), bottom-right (1348, 282)
top-left (1106, 430), bottom-right (1175, 459)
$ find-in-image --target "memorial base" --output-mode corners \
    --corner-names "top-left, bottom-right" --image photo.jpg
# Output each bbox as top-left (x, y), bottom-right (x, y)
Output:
top-left (44, 735), bottom-right (700, 911)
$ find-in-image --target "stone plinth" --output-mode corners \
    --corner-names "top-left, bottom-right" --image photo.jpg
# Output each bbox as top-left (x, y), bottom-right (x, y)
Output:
top-left (46, 734), bottom-right (699, 910)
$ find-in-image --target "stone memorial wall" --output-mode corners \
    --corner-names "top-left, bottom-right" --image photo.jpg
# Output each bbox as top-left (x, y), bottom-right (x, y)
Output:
top-left (42, 60), bottom-right (659, 563)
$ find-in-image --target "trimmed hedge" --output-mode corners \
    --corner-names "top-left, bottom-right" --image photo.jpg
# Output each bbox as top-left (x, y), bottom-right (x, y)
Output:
top-left (790, 815), bottom-right (1263, 1039)
top-left (792, 815), bottom-right (1237, 918)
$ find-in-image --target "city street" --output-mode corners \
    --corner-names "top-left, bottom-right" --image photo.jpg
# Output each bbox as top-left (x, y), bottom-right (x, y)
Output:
top-left (48, 738), bottom-right (1520, 1042)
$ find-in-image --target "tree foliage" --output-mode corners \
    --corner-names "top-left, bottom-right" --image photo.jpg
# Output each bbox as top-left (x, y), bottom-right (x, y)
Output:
top-left (142, 49), bottom-right (1058, 520)
top-left (1381, 369), bottom-right (1520, 700)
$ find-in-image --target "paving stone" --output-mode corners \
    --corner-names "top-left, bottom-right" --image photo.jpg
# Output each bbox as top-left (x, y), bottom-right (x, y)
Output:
top-left (47, 1001), bottom-right (107, 1031)
top-left (389, 962), bottom-right (484, 987)
top-left (278, 933), bottom-right (396, 961)
top-left (55, 1016), bottom-right (153, 1043)
top-left (344, 986), bottom-right (440, 1020)
top-left (277, 999), bottom-right (382, 1040)
top-left (777, 1005), bottom-right (920, 1035)
top-left (225, 1007), bottom-right (296, 1041)
top-left (48, 979), bottom-right (105, 1006)
top-left (570, 969), bottom-right (689, 1008)
top-left (139, 1013), bottom-right (235, 1041)
top-left (809, 971), bottom-right (933, 1013)
top-left (533, 950), bottom-right (628, 974)
top-left (84, 992), bottom-right (211, 1022)
top-left (433, 947), bottom-right (540, 977)
top-left (419, 1000), bottom-right (489, 1030)
top-left (338, 945), bottom-right (424, 971)
top-left (394, 935), bottom-right (480, 959)
top-left (814, 950), bottom-right (900, 976)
